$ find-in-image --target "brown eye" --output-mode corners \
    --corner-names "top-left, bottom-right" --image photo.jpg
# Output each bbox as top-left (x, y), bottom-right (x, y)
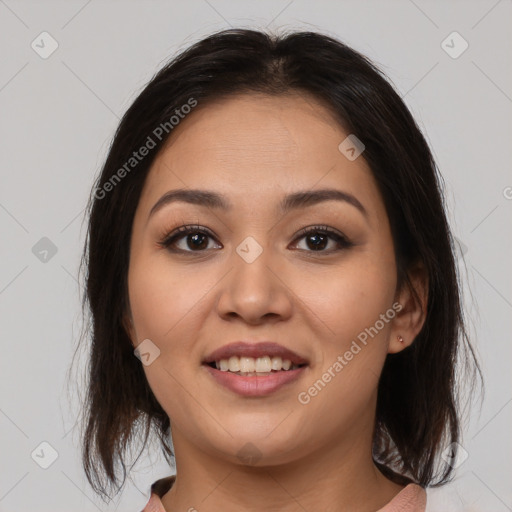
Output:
top-left (292, 226), bottom-right (353, 252)
top-left (159, 225), bottom-right (221, 252)
top-left (183, 232), bottom-right (210, 250)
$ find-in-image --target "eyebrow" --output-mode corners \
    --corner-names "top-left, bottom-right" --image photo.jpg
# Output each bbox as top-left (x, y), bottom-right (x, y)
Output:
top-left (148, 187), bottom-right (368, 220)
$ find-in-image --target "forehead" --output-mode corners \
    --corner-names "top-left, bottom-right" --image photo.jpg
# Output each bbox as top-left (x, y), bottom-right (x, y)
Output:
top-left (137, 93), bottom-right (386, 224)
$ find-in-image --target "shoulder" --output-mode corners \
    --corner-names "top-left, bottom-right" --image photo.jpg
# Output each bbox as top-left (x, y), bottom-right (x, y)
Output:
top-left (377, 483), bottom-right (427, 511)
top-left (141, 476), bottom-right (427, 512)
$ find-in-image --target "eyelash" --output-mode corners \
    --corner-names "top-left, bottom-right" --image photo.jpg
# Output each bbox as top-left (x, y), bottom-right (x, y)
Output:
top-left (157, 224), bottom-right (354, 254)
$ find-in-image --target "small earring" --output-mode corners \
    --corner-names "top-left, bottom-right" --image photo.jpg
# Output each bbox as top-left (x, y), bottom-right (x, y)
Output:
top-left (397, 335), bottom-right (404, 343)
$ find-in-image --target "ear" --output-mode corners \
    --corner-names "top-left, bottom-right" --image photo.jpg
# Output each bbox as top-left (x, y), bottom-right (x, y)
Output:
top-left (388, 261), bottom-right (428, 354)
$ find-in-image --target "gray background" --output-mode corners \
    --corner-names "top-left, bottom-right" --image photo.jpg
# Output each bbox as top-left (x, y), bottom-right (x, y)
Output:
top-left (0, 0), bottom-right (511, 510)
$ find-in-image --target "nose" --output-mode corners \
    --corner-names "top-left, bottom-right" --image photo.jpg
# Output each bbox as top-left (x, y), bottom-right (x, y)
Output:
top-left (215, 241), bottom-right (293, 325)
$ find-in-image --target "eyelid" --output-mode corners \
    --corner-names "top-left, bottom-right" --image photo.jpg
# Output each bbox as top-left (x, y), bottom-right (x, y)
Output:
top-left (292, 225), bottom-right (350, 243)
top-left (158, 224), bottom-right (217, 248)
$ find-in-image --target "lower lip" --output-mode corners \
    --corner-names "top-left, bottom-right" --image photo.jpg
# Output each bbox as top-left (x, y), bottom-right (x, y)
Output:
top-left (202, 364), bottom-right (307, 397)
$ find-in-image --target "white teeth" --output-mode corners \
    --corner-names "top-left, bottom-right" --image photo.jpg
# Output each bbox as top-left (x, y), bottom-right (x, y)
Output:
top-left (228, 355), bottom-right (240, 371)
top-left (239, 356), bottom-right (255, 372)
top-left (214, 355), bottom-right (299, 373)
top-left (271, 356), bottom-right (282, 370)
top-left (255, 356), bottom-right (271, 372)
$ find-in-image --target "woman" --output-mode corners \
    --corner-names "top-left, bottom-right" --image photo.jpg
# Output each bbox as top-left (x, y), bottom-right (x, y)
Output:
top-left (77, 28), bottom-right (481, 511)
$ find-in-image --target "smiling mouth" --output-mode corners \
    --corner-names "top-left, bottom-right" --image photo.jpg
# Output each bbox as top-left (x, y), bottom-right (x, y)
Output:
top-left (204, 355), bottom-right (307, 376)
top-left (202, 353), bottom-right (309, 396)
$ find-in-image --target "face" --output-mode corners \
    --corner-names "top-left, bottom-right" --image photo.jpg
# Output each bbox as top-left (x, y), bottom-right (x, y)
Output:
top-left (125, 92), bottom-right (407, 466)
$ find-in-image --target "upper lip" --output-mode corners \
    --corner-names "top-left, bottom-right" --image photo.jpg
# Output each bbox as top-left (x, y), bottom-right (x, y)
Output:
top-left (203, 341), bottom-right (309, 366)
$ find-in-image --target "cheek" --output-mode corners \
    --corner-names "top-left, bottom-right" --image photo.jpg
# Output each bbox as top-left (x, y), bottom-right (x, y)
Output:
top-left (298, 252), bottom-right (396, 413)
top-left (297, 255), bottom-right (396, 348)
top-left (127, 257), bottom-right (211, 425)
top-left (127, 254), bottom-right (214, 342)
top-left (292, 274), bottom-right (396, 438)
top-left (127, 255), bottom-right (219, 403)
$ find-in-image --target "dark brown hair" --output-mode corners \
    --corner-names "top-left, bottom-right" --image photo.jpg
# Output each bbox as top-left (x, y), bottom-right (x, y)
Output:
top-left (71, 28), bottom-right (482, 501)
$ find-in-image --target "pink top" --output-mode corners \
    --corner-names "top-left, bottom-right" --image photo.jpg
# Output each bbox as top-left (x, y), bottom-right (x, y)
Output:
top-left (140, 476), bottom-right (427, 511)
